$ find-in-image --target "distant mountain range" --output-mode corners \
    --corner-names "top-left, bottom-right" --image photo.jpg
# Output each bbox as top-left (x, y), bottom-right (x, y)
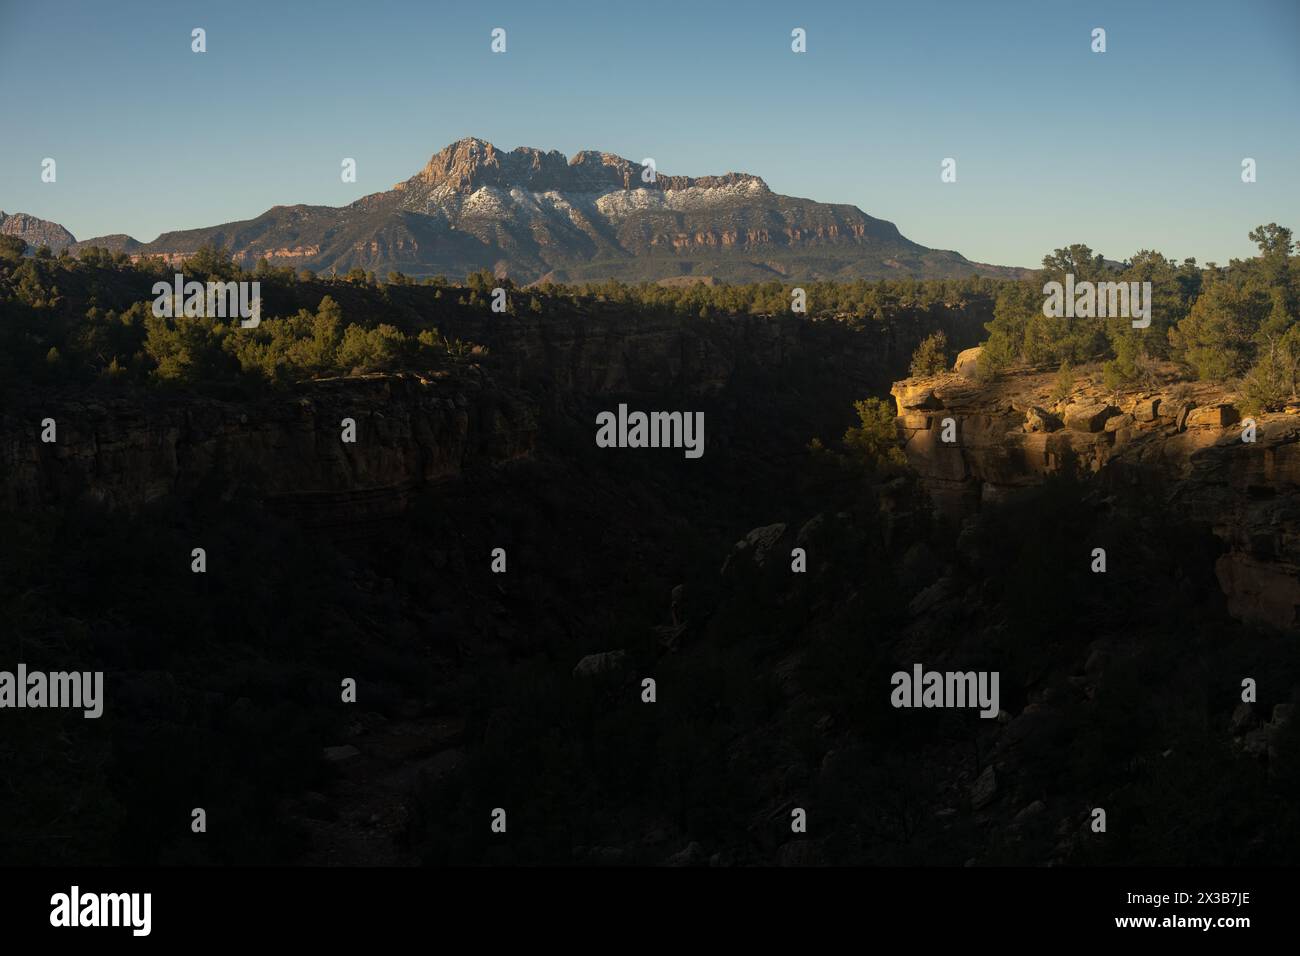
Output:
top-left (7, 138), bottom-right (1025, 283)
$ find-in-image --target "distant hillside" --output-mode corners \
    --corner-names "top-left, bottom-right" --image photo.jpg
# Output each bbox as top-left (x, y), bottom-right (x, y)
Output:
top-left (61, 138), bottom-right (1025, 282)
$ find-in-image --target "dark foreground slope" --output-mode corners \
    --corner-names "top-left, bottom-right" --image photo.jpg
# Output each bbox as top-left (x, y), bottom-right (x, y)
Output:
top-left (1, 280), bottom-right (1297, 867)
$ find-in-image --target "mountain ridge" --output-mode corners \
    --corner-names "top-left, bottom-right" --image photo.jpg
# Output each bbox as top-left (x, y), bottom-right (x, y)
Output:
top-left (19, 138), bottom-right (1027, 282)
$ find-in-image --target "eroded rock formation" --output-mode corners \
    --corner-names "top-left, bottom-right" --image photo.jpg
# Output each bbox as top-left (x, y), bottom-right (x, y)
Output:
top-left (1, 372), bottom-right (536, 532)
top-left (892, 359), bottom-right (1300, 631)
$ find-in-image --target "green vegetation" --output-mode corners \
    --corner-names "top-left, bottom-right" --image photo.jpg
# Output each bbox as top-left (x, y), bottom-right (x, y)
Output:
top-left (0, 243), bottom-right (489, 392)
top-left (980, 224), bottom-right (1298, 409)
top-left (4, 226), bottom-right (1295, 409)
top-left (842, 398), bottom-right (908, 474)
top-left (0, 235), bottom-right (28, 261)
top-left (0, 241), bottom-right (997, 395)
top-left (908, 330), bottom-right (949, 376)
top-left (1241, 325), bottom-right (1300, 414)
top-left (545, 274), bottom-right (1000, 323)
top-left (1050, 361), bottom-right (1075, 404)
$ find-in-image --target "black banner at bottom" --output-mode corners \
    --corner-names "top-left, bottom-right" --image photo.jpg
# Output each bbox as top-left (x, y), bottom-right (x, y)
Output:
top-left (0, 866), bottom-right (1281, 942)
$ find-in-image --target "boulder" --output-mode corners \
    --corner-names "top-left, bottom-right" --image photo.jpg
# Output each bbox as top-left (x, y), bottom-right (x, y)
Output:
top-left (1244, 727), bottom-right (1269, 757)
top-left (895, 383), bottom-right (944, 411)
top-left (665, 841), bottom-right (705, 867)
top-left (572, 650), bottom-right (627, 679)
top-left (323, 745), bottom-right (361, 765)
top-left (1063, 403), bottom-right (1119, 433)
top-left (1104, 412), bottom-right (1135, 432)
top-left (796, 513), bottom-right (824, 546)
top-left (1014, 800), bottom-right (1046, 822)
top-left (1132, 397), bottom-right (1161, 422)
top-left (670, 584), bottom-right (685, 625)
top-left (953, 346), bottom-right (983, 379)
top-left (1186, 403), bottom-right (1240, 428)
top-left (775, 840), bottom-right (822, 866)
top-left (744, 522), bottom-right (787, 567)
top-left (970, 765), bottom-right (998, 810)
top-left (1024, 406), bottom-right (1061, 433)
top-left (586, 846), bottom-right (626, 864)
top-left (1164, 400), bottom-right (1194, 431)
top-left (721, 522), bottom-right (786, 573)
top-left (908, 577), bottom-right (954, 617)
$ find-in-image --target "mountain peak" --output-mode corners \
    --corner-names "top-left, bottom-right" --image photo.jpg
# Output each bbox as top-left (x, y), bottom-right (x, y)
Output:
top-left (399, 138), bottom-right (770, 196)
top-left (57, 138), bottom-right (1023, 284)
top-left (0, 210), bottom-right (77, 249)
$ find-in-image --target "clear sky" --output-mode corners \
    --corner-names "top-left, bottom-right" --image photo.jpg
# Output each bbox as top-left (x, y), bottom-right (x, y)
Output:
top-left (1, 0), bottom-right (1296, 269)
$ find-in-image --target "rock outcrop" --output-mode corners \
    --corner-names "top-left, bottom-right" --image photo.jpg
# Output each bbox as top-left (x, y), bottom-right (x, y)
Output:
top-left (721, 523), bottom-right (788, 574)
top-left (572, 650), bottom-right (628, 679)
top-left (1, 371), bottom-right (536, 533)
top-left (892, 361), bottom-right (1300, 631)
top-left (953, 346), bottom-right (983, 380)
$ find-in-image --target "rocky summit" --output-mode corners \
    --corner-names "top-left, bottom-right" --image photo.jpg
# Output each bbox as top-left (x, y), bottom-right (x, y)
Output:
top-left (0, 210), bottom-right (76, 251)
top-left (55, 137), bottom-right (1021, 283)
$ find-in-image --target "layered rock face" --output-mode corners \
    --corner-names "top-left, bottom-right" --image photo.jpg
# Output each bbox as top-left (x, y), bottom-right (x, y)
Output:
top-left (1, 372), bottom-right (537, 532)
top-left (1, 304), bottom-right (985, 532)
top-left (398, 137), bottom-right (773, 203)
top-left (892, 353), bottom-right (1300, 631)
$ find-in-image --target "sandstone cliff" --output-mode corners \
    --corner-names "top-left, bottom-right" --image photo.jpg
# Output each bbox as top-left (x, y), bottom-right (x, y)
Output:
top-left (892, 351), bottom-right (1300, 631)
top-left (1, 371), bottom-right (536, 533)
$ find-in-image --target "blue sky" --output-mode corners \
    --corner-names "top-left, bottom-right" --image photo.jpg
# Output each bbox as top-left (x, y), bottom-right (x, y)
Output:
top-left (1, 0), bottom-right (1296, 268)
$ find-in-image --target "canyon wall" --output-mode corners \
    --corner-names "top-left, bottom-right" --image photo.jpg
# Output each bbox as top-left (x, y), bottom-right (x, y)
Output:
top-left (0, 372), bottom-right (536, 531)
top-left (1, 305), bottom-right (984, 526)
top-left (893, 351), bottom-right (1300, 632)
